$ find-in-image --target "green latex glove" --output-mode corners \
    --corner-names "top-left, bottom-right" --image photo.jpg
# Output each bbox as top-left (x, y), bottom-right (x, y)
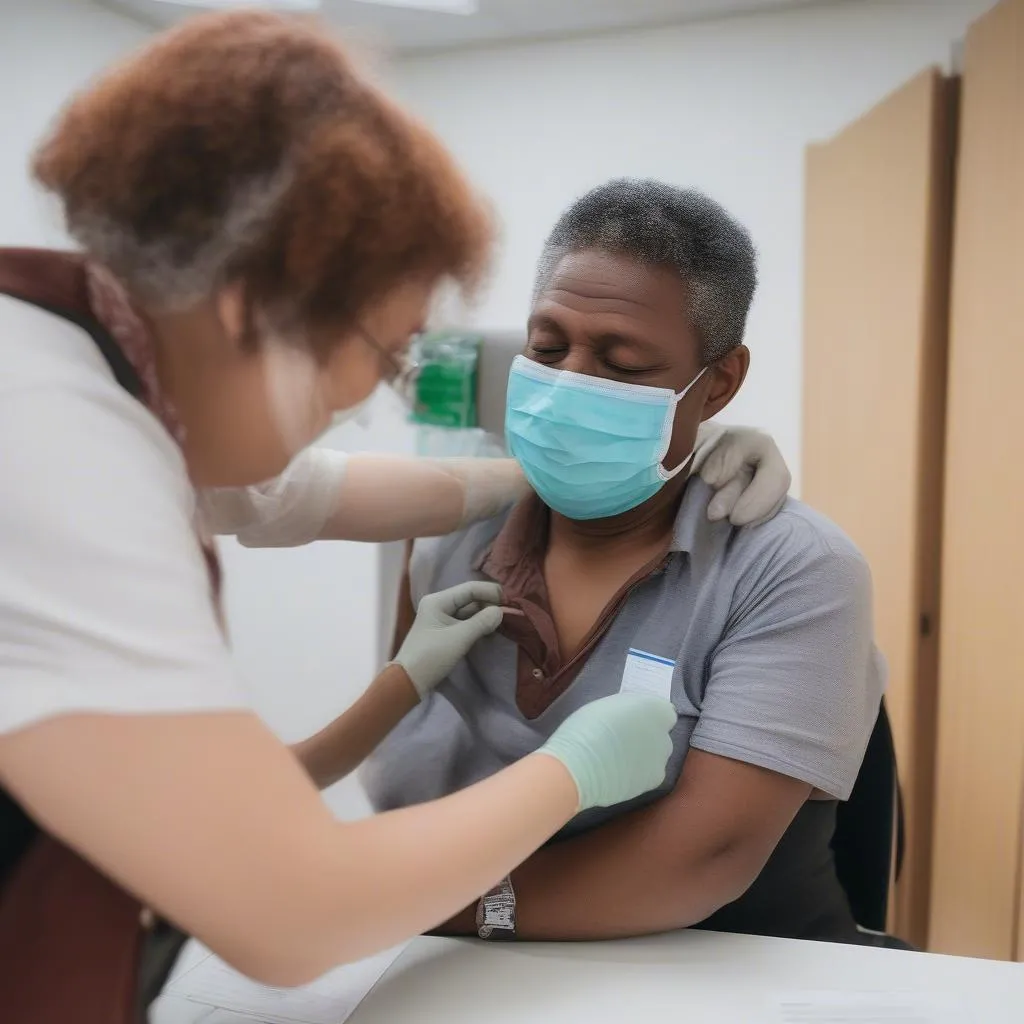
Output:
top-left (538, 693), bottom-right (678, 811)
top-left (393, 581), bottom-right (504, 699)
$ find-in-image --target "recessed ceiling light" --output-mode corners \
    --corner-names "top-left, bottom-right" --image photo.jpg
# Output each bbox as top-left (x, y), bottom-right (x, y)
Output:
top-left (151, 1), bottom-right (322, 10)
top-left (353, 0), bottom-right (477, 13)
top-left (151, 0), bottom-right (478, 13)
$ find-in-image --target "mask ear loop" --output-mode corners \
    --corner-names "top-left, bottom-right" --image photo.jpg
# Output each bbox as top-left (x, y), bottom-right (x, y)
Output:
top-left (656, 366), bottom-right (709, 481)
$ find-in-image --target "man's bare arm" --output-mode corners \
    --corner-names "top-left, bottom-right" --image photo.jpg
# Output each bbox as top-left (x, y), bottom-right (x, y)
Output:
top-left (437, 749), bottom-right (811, 939)
top-left (293, 664), bottom-right (418, 789)
top-left (294, 556), bottom-right (483, 789)
top-left (391, 540), bottom-right (417, 656)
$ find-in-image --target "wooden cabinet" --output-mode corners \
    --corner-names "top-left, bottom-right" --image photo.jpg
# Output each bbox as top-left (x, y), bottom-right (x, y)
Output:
top-left (802, 68), bottom-right (956, 948)
top-left (929, 0), bottom-right (1024, 961)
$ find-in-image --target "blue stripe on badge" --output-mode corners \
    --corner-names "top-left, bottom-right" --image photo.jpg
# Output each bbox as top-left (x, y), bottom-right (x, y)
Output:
top-left (627, 648), bottom-right (676, 667)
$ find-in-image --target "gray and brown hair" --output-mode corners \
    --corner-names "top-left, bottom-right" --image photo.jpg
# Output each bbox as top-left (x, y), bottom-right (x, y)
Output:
top-left (33, 10), bottom-right (493, 354)
top-left (535, 179), bottom-right (757, 362)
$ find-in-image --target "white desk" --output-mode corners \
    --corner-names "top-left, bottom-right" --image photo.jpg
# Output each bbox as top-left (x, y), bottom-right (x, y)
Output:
top-left (155, 930), bottom-right (1024, 1024)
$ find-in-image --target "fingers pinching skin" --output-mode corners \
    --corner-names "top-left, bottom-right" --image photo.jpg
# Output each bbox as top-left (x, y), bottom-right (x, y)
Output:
top-left (394, 583), bottom-right (506, 698)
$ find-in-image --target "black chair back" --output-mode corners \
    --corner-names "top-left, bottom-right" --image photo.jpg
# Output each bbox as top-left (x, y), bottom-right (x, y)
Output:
top-left (831, 700), bottom-right (905, 933)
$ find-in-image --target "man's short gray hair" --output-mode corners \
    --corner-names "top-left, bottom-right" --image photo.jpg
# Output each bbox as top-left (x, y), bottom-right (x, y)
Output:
top-left (534, 179), bottom-right (757, 362)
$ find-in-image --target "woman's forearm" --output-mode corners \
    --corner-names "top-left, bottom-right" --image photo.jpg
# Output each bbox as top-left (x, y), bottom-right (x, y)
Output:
top-left (0, 711), bottom-right (578, 989)
top-left (300, 753), bottom-right (577, 977)
top-left (293, 664), bottom-right (418, 789)
top-left (320, 455), bottom-right (528, 542)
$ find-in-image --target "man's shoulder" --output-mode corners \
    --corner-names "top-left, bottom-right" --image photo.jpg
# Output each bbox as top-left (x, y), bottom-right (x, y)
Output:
top-left (752, 496), bottom-right (864, 561)
top-left (409, 504), bottom-right (515, 598)
top-left (713, 492), bottom-right (871, 600)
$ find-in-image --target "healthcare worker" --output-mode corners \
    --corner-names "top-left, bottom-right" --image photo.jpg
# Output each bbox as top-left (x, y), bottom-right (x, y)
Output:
top-left (0, 12), bottom-right (790, 1023)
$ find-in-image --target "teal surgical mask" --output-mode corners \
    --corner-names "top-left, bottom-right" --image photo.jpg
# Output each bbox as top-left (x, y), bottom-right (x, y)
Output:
top-left (505, 355), bottom-right (707, 520)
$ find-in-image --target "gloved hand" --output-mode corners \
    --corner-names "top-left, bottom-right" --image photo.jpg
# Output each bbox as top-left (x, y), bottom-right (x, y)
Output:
top-left (392, 581), bottom-right (505, 699)
top-left (537, 693), bottom-right (678, 811)
top-left (691, 422), bottom-right (792, 528)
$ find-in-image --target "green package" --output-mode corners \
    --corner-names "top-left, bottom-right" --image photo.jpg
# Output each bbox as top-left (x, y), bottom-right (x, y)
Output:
top-left (410, 331), bottom-right (481, 428)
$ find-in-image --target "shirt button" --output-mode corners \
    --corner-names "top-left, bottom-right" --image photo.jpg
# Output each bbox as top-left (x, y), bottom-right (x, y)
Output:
top-left (532, 668), bottom-right (544, 680)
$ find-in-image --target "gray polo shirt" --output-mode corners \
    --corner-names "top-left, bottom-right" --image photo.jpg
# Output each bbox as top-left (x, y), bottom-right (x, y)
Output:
top-left (361, 479), bottom-right (886, 836)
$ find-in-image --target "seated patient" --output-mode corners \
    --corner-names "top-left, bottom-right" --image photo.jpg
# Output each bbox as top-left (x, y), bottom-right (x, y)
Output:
top-left (361, 179), bottom-right (885, 943)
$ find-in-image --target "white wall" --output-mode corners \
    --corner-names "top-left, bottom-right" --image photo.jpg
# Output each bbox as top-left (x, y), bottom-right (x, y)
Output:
top-left (390, 0), bottom-right (994, 493)
top-left (1, 0), bottom-right (994, 823)
top-left (0, 1), bottom-right (149, 247)
top-left (218, 395), bottom-right (415, 820)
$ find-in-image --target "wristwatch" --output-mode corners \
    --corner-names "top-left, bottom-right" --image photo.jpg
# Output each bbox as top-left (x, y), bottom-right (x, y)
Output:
top-left (476, 876), bottom-right (516, 940)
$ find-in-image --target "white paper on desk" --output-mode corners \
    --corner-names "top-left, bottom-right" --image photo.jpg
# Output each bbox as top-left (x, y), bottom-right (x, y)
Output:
top-left (774, 991), bottom-right (959, 1023)
top-left (165, 944), bottom-right (406, 1024)
top-left (199, 1012), bottom-right (274, 1024)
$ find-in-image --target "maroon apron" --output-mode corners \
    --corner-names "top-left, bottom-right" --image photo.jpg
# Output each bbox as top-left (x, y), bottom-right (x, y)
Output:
top-left (0, 248), bottom-right (223, 1023)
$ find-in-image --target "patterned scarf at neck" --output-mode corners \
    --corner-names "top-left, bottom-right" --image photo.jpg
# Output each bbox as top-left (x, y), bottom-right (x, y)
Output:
top-left (85, 261), bottom-right (224, 623)
top-left (84, 262), bottom-right (186, 447)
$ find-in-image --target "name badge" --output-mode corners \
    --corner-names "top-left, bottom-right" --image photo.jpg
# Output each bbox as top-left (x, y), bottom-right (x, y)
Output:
top-left (619, 648), bottom-right (675, 701)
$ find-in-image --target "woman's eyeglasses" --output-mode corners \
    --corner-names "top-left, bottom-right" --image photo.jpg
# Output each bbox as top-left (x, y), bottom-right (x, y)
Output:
top-left (356, 326), bottom-right (420, 406)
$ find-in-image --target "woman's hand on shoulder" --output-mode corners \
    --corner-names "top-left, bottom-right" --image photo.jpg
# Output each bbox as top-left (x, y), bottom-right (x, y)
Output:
top-left (692, 423), bottom-right (791, 527)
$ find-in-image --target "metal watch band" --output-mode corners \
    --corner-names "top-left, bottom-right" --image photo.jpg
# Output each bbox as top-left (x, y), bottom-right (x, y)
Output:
top-left (477, 875), bottom-right (516, 940)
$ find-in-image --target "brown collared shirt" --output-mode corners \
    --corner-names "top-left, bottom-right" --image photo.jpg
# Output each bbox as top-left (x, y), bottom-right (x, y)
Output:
top-left (475, 495), bottom-right (671, 720)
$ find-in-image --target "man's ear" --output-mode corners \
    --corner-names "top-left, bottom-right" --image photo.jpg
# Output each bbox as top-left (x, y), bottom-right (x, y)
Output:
top-left (701, 345), bottom-right (749, 421)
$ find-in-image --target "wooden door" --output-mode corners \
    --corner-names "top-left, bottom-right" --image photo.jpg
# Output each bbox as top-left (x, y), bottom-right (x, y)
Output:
top-left (929, 0), bottom-right (1024, 961)
top-left (1018, 775), bottom-right (1024, 960)
top-left (802, 69), bottom-right (956, 947)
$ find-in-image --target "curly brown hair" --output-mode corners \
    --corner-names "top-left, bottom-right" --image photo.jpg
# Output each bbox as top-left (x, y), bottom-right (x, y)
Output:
top-left (32, 11), bottom-right (493, 354)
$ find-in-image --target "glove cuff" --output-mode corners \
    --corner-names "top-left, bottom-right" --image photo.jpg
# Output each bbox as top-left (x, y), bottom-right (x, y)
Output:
top-left (385, 659), bottom-right (428, 702)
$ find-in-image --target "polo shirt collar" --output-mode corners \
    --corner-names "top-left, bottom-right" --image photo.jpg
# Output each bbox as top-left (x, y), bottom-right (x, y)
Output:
top-left (476, 476), bottom-right (707, 579)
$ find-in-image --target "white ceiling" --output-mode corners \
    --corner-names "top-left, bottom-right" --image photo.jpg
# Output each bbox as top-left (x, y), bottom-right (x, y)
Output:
top-left (96, 0), bottom-right (847, 54)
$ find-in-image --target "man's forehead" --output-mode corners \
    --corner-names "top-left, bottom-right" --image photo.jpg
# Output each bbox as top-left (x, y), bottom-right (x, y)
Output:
top-left (541, 249), bottom-right (689, 318)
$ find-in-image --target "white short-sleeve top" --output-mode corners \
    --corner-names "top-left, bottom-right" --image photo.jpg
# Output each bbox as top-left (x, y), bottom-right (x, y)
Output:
top-left (0, 293), bottom-right (349, 735)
